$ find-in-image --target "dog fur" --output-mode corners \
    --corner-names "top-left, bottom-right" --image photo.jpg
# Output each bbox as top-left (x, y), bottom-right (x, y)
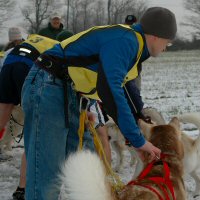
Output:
top-left (138, 111), bottom-right (200, 198)
top-left (177, 112), bottom-right (200, 198)
top-left (106, 119), bottom-right (143, 178)
top-left (107, 107), bottom-right (165, 178)
top-left (60, 117), bottom-right (186, 200)
top-left (0, 105), bottom-right (24, 152)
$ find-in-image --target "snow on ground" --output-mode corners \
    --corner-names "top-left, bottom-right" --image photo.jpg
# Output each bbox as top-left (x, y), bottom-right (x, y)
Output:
top-left (1, 50), bottom-right (200, 199)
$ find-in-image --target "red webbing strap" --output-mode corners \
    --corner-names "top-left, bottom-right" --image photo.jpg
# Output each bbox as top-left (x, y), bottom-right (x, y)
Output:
top-left (134, 183), bottom-right (165, 200)
top-left (148, 177), bottom-right (171, 200)
top-left (163, 162), bottom-right (176, 200)
top-left (0, 128), bottom-right (5, 140)
top-left (147, 162), bottom-right (175, 200)
top-left (138, 161), bottom-right (155, 179)
top-left (127, 156), bottom-right (176, 200)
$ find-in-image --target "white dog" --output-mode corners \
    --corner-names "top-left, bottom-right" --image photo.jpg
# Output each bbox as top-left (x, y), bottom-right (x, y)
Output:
top-left (0, 105), bottom-right (24, 153)
top-left (106, 119), bottom-right (143, 178)
top-left (177, 112), bottom-right (200, 198)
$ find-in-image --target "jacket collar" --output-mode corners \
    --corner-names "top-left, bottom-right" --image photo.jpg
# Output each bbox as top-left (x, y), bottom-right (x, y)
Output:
top-left (131, 24), bottom-right (150, 61)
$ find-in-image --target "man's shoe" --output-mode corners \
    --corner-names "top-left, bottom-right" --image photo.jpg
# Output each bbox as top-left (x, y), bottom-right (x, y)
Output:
top-left (12, 187), bottom-right (25, 200)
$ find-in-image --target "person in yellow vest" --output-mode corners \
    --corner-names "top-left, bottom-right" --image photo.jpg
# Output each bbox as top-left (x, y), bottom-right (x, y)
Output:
top-left (0, 34), bottom-right (58, 137)
top-left (22, 7), bottom-right (177, 200)
top-left (0, 34), bottom-right (59, 200)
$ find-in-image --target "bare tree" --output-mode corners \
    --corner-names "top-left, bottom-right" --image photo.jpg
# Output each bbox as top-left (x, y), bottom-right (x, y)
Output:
top-left (65, 0), bottom-right (81, 33)
top-left (0, 0), bottom-right (15, 28)
top-left (107, 0), bottom-right (112, 24)
top-left (66, 0), bottom-right (70, 29)
top-left (21, 0), bottom-right (62, 33)
top-left (94, 0), bottom-right (107, 26)
top-left (183, 0), bottom-right (200, 38)
top-left (110, 0), bottom-right (147, 24)
top-left (66, 0), bottom-right (94, 33)
top-left (63, 0), bottom-right (148, 34)
top-left (79, 0), bottom-right (95, 30)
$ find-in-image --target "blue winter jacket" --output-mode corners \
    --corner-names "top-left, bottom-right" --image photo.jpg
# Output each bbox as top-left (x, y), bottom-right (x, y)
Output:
top-left (43, 24), bottom-right (150, 148)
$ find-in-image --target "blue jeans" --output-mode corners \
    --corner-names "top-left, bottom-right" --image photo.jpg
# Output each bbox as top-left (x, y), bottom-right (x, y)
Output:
top-left (22, 64), bottom-right (94, 200)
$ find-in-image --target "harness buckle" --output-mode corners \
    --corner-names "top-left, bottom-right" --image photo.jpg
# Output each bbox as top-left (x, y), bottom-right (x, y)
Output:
top-left (37, 56), bottom-right (52, 69)
top-left (79, 96), bottom-right (90, 112)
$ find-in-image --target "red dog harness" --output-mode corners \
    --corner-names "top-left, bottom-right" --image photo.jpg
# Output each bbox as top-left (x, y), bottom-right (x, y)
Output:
top-left (127, 154), bottom-right (176, 200)
top-left (0, 128), bottom-right (5, 140)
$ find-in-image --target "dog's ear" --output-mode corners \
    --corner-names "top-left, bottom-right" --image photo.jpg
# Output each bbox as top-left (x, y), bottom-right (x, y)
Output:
top-left (169, 117), bottom-right (180, 130)
top-left (105, 118), bottom-right (115, 128)
top-left (138, 119), bottom-right (154, 139)
top-left (169, 117), bottom-right (182, 139)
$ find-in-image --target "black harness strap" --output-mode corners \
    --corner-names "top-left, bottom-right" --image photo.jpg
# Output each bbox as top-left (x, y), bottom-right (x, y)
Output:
top-left (62, 76), bottom-right (69, 127)
top-left (11, 45), bottom-right (40, 61)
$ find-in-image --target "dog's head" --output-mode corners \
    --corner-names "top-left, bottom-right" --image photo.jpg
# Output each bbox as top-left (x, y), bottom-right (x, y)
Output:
top-left (106, 119), bottom-right (122, 142)
top-left (142, 107), bottom-right (166, 125)
top-left (139, 117), bottom-right (184, 161)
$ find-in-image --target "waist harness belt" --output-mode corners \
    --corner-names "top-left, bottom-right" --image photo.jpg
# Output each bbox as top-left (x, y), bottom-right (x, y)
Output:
top-left (35, 54), bottom-right (69, 80)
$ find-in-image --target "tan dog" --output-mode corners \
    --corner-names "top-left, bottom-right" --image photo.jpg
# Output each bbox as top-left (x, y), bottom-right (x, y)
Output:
top-left (139, 111), bottom-right (200, 198)
top-left (60, 117), bottom-right (186, 200)
top-left (0, 105), bottom-right (24, 153)
top-left (107, 107), bottom-right (165, 178)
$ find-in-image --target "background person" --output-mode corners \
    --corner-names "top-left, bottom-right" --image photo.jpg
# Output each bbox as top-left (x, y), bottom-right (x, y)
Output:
top-left (38, 12), bottom-right (64, 39)
top-left (0, 35), bottom-right (59, 200)
top-left (124, 14), bottom-right (137, 25)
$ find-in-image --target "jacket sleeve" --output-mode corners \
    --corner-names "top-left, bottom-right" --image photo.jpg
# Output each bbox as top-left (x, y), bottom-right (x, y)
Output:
top-left (124, 79), bottom-right (144, 119)
top-left (97, 37), bottom-right (145, 148)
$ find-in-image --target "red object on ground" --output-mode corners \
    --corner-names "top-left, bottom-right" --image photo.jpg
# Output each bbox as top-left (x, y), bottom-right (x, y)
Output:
top-left (0, 128), bottom-right (5, 140)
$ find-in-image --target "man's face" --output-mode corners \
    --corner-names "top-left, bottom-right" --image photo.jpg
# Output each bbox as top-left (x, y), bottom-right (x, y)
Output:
top-left (50, 17), bottom-right (61, 29)
top-left (147, 36), bottom-right (172, 57)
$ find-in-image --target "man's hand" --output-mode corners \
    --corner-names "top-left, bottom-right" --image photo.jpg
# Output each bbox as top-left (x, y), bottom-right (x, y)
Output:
top-left (136, 141), bottom-right (161, 162)
top-left (87, 111), bottom-right (95, 122)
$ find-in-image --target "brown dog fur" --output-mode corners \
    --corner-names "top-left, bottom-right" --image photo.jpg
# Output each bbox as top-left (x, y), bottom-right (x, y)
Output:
top-left (0, 105), bottom-right (24, 152)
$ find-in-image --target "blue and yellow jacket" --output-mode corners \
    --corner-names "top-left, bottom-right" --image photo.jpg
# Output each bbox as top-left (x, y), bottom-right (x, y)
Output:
top-left (44, 24), bottom-right (150, 148)
top-left (4, 34), bottom-right (58, 67)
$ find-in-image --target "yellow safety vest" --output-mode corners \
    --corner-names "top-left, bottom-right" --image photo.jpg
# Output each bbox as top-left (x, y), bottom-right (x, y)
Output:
top-left (0, 51), bottom-right (4, 58)
top-left (60, 25), bottom-right (144, 99)
top-left (24, 34), bottom-right (59, 53)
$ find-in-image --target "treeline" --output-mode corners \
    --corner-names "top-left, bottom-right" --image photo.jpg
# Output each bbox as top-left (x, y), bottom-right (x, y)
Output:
top-left (168, 37), bottom-right (200, 51)
top-left (1, 38), bottom-right (199, 52)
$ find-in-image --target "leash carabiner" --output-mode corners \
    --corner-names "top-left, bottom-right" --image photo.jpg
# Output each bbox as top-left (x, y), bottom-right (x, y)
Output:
top-left (79, 96), bottom-right (90, 112)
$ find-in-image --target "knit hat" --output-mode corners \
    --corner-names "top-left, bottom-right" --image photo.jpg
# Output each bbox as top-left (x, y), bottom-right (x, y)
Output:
top-left (140, 7), bottom-right (177, 40)
top-left (56, 30), bottom-right (73, 42)
top-left (125, 15), bottom-right (137, 25)
top-left (8, 27), bottom-right (22, 41)
top-left (50, 12), bottom-right (62, 20)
